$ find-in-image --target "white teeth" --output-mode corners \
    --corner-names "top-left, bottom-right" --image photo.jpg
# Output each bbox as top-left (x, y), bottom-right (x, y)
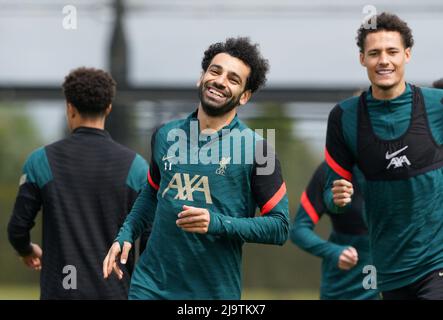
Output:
top-left (208, 88), bottom-right (224, 97)
top-left (377, 70), bottom-right (393, 75)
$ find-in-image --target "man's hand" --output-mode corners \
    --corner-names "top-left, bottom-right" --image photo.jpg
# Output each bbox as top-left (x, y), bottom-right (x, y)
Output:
top-left (338, 246), bottom-right (358, 270)
top-left (21, 243), bottom-right (42, 271)
top-left (176, 205), bottom-right (210, 234)
top-left (332, 179), bottom-right (354, 207)
top-left (102, 241), bottom-right (132, 280)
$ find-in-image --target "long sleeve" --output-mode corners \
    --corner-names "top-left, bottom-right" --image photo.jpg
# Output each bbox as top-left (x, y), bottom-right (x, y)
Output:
top-left (8, 148), bottom-right (49, 256)
top-left (207, 141), bottom-right (289, 245)
top-left (208, 199), bottom-right (289, 245)
top-left (290, 206), bottom-right (346, 263)
top-left (323, 167), bottom-right (349, 214)
top-left (115, 180), bottom-right (158, 247)
top-left (126, 153), bottom-right (149, 194)
top-left (115, 129), bottom-right (161, 247)
top-left (8, 183), bottom-right (41, 256)
top-left (290, 162), bottom-right (346, 262)
top-left (324, 105), bottom-right (355, 214)
top-left (125, 153), bottom-right (151, 253)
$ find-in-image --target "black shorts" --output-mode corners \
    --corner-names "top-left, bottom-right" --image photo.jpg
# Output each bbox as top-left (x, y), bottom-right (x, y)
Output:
top-left (382, 268), bottom-right (443, 300)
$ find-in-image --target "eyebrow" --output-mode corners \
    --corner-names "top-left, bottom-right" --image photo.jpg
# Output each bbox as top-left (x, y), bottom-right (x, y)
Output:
top-left (209, 64), bottom-right (243, 84)
top-left (368, 47), bottom-right (401, 52)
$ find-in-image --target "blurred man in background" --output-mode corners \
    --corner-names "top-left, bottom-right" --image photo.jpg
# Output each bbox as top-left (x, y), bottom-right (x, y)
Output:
top-left (291, 162), bottom-right (379, 300)
top-left (103, 37), bottom-right (289, 299)
top-left (325, 12), bottom-right (443, 299)
top-left (433, 78), bottom-right (443, 89)
top-left (8, 67), bottom-right (148, 299)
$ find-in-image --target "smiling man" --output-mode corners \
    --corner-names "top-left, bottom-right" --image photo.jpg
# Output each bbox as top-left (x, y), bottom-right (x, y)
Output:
top-left (102, 37), bottom-right (289, 299)
top-left (324, 13), bottom-right (443, 299)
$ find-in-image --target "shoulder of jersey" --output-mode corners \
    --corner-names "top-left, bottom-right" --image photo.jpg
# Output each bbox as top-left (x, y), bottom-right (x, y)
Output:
top-left (236, 119), bottom-right (264, 141)
top-left (420, 86), bottom-right (443, 105)
top-left (337, 95), bottom-right (360, 113)
top-left (156, 118), bottom-right (188, 137)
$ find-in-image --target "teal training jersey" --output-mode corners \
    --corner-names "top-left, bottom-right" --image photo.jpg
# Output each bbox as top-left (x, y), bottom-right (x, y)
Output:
top-left (291, 162), bottom-right (379, 299)
top-left (324, 84), bottom-right (443, 291)
top-left (116, 111), bottom-right (289, 299)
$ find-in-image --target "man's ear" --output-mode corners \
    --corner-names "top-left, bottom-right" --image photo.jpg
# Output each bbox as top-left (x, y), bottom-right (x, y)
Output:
top-left (359, 52), bottom-right (366, 67)
top-left (104, 104), bottom-right (112, 116)
top-left (196, 72), bottom-right (204, 87)
top-left (239, 90), bottom-right (252, 106)
top-left (404, 47), bottom-right (411, 64)
top-left (66, 102), bottom-right (76, 118)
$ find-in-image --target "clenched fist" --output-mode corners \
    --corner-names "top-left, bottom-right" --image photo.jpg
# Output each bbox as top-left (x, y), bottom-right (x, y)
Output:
top-left (332, 179), bottom-right (354, 207)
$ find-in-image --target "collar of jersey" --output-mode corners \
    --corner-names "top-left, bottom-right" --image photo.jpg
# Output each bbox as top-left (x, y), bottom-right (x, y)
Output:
top-left (72, 126), bottom-right (111, 138)
top-left (366, 82), bottom-right (412, 111)
top-left (185, 110), bottom-right (240, 149)
top-left (186, 109), bottom-right (240, 133)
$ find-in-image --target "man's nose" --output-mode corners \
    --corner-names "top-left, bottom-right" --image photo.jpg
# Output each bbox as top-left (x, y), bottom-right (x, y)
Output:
top-left (378, 52), bottom-right (389, 65)
top-left (213, 73), bottom-right (228, 88)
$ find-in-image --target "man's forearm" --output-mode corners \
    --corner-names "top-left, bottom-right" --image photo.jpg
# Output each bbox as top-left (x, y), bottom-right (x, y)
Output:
top-left (208, 209), bottom-right (289, 245)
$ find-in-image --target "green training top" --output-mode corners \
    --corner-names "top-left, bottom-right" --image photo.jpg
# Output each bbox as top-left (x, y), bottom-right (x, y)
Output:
top-left (116, 111), bottom-right (289, 299)
top-left (324, 84), bottom-right (443, 291)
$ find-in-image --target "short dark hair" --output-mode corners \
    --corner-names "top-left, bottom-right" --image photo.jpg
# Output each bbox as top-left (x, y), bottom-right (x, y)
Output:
top-left (62, 67), bottom-right (116, 117)
top-left (433, 78), bottom-right (443, 89)
top-left (201, 37), bottom-right (269, 93)
top-left (356, 12), bottom-right (414, 53)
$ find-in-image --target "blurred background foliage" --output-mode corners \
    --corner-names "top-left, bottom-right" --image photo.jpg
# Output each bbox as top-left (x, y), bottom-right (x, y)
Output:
top-left (0, 103), bottom-right (43, 288)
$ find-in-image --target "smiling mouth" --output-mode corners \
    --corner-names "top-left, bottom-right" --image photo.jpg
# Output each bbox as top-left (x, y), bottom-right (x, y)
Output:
top-left (207, 86), bottom-right (227, 99)
top-left (376, 69), bottom-right (394, 75)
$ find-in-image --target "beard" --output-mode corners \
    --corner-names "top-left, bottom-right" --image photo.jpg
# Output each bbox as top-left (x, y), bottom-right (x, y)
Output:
top-left (198, 82), bottom-right (242, 117)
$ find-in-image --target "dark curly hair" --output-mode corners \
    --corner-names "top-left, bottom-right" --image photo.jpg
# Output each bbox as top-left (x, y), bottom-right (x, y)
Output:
top-left (356, 12), bottom-right (414, 53)
top-left (201, 37), bottom-right (269, 93)
top-left (62, 67), bottom-right (116, 117)
top-left (433, 78), bottom-right (443, 89)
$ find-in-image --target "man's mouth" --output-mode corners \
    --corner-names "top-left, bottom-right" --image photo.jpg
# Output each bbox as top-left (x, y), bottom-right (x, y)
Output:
top-left (206, 86), bottom-right (227, 99)
top-left (376, 69), bottom-right (394, 75)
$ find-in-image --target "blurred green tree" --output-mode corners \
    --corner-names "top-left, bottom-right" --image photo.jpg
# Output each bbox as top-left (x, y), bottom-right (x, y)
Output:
top-left (0, 104), bottom-right (43, 285)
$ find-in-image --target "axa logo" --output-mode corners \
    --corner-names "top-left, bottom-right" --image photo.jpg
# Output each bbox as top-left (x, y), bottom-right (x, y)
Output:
top-left (162, 173), bottom-right (212, 204)
top-left (386, 145), bottom-right (411, 169)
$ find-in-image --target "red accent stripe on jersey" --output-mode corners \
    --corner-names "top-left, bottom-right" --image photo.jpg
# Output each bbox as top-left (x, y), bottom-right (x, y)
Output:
top-left (300, 191), bottom-right (319, 224)
top-left (148, 170), bottom-right (159, 190)
top-left (261, 183), bottom-right (286, 215)
top-left (325, 148), bottom-right (352, 181)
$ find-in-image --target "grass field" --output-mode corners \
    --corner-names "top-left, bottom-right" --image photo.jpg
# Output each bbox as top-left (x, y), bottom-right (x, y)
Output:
top-left (0, 285), bottom-right (318, 300)
top-left (0, 285), bottom-right (40, 300)
top-left (243, 289), bottom-right (318, 300)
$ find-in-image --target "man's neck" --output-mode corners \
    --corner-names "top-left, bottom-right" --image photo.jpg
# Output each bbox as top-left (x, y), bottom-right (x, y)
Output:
top-left (371, 81), bottom-right (407, 100)
top-left (71, 118), bottom-right (106, 131)
top-left (196, 105), bottom-right (237, 132)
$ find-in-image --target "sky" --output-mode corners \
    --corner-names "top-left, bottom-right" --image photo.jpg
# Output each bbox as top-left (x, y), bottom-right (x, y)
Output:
top-left (1, 0), bottom-right (442, 148)
top-left (1, 0), bottom-right (442, 87)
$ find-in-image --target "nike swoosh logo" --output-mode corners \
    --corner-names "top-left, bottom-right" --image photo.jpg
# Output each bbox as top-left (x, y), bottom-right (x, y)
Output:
top-left (162, 155), bottom-right (175, 161)
top-left (385, 146), bottom-right (408, 160)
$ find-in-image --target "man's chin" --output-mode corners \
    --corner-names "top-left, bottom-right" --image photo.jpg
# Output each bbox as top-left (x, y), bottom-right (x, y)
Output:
top-left (374, 81), bottom-right (397, 91)
top-left (201, 100), bottom-right (238, 117)
top-left (201, 104), bottom-right (228, 117)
